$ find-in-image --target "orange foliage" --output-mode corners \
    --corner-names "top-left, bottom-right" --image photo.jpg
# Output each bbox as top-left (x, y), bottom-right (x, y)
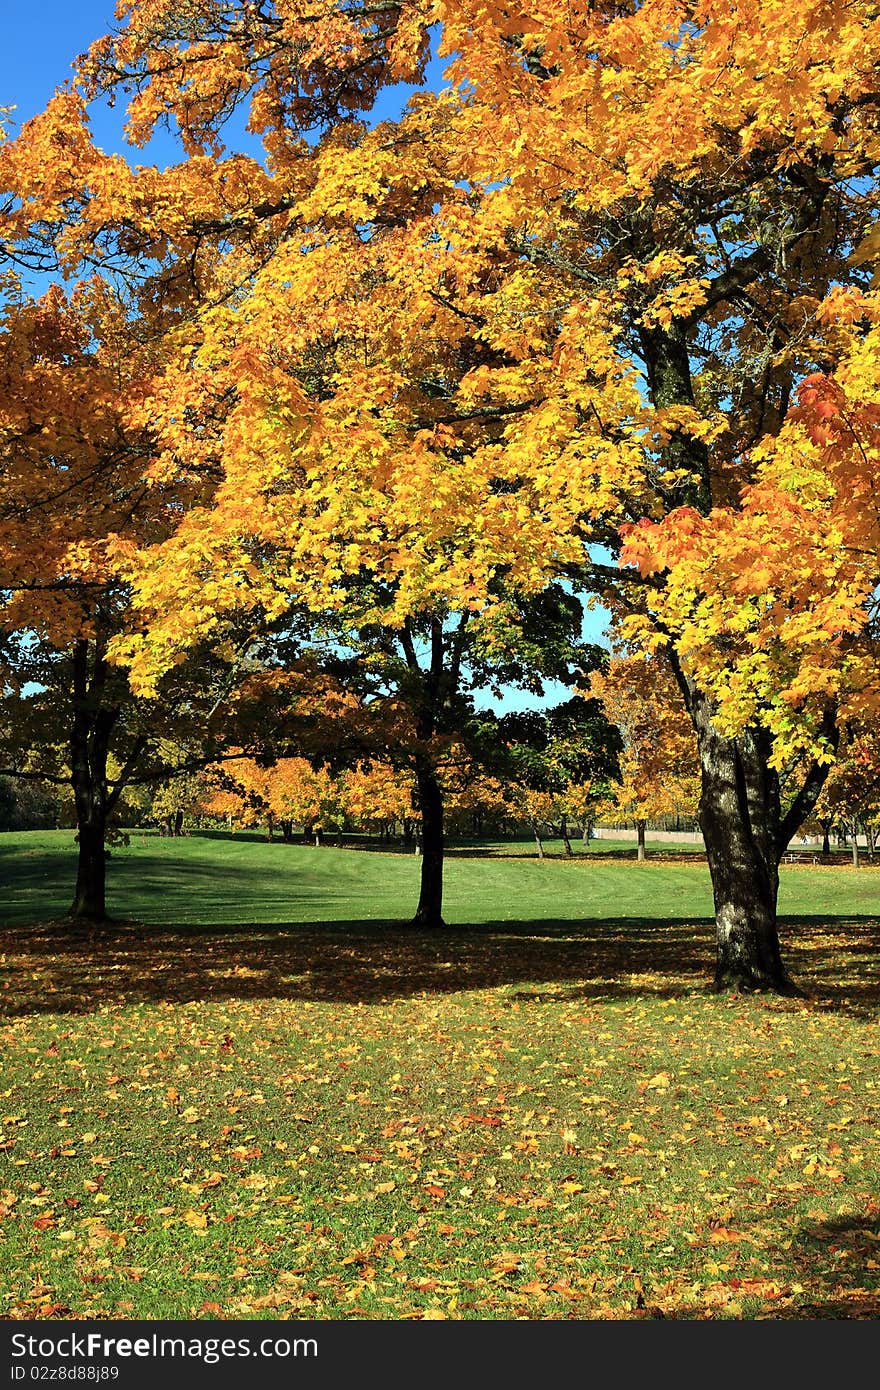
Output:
top-left (590, 651), bottom-right (699, 828)
top-left (6, 1), bottom-right (880, 969)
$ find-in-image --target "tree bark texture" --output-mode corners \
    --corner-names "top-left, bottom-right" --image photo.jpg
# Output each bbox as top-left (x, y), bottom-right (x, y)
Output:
top-left (560, 814), bottom-right (574, 858)
top-left (636, 819), bottom-right (647, 862)
top-left (69, 641), bottom-right (115, 922)
top-left (71, 818), bottom-right (108, 921)
top-left (412, 756), bottom-right (444, 927)
top-left (692, 699), bottom-right (790, 991)
top-left (683, 683), bottom-right (834, 992)
top-left (638, 298), bottom-right (836, 991)
top-left (399, 613), bottom-right (469, 928)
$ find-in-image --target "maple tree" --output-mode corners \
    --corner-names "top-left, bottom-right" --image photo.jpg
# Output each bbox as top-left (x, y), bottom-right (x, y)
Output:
top-left (807, 726), bottom-right (880, 867)
top-left (590, 650), bottom-right (699, 860)
top-left (204, 754), bottom-right (343, 842)
top-left (37, 210), bottom-right (581, 920)
top-left (0, 280), bottom-right (162, 919)
top-left (413, 0), bottom-right (880, 990)
top-left (149, 768), bottom-right (208, 837)
top-left (332, 596), bottom-right (600, 920)
top-left (0, 280), bottom-right (265, 919)
top-left (4, 1), bottom-right (880, 986)
top-left (338, 762), bottom-right (418, 844)
top-left (497, 698), bottom-right (621, 856)
top-left (443, 770), bottom-right (508, 841)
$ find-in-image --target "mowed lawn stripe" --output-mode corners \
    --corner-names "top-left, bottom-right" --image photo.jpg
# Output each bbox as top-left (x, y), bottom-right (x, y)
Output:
top-left (1, 830), bottom-right (879, 928)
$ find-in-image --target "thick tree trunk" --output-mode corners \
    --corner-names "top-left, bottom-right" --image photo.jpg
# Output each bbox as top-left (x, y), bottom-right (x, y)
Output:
top-left (820, 819), bottom-right (832, 856)
top-left (695, 710), bottom-right (790, 992)
top-left (412, 758), bottom-right (444, 926)
top-left (665, 666), bottom-right (836, 994)
top-left (69, 641), bottom-right (115, 923)
top-left (637, 297), bottom-right (837, 993)
top-left (636, 819), bottom-right (647, 862)
top-left (174, 809), bottom-right (184, 837)
top-left (532, 821), bottom-right (545, 859)
top-left (280, 819), bottom-right (293, 843)
top-left (71, 819), bottom-right (108, 922)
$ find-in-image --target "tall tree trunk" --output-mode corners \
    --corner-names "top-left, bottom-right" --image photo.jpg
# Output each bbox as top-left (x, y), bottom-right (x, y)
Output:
top-left (532, 821), bottom-right (545, 859)
top-left (638, 300), bottom-right (836, 993)
top-left (560, 814), bottom-right (574, 858)
top-left (398, 611), bottom-right (469, 928)
top-left (697, 720), bottom-right (787, 991)
top-left (851, 822), bottom-right (860, 869)
top-left (820, 818), bottom-right (832, 856)
top-left (69, 641), bottom-right (115, 923)
top-left (683, 682), bottom-right (835, 993)
top-left (174, 809), bottom-right (184, 837)
top-left (636, 818), bottom-right (647, 862)
top-left (71, 817), bottom-right (108, 922)
top-left (412, 757), bottom-right (444, 926)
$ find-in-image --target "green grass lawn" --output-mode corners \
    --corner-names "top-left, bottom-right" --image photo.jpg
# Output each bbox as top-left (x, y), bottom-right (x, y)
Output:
top-left (1, 828), bottom-right (878, 927)
top-left (1, 830), bottom-right (879, 1320)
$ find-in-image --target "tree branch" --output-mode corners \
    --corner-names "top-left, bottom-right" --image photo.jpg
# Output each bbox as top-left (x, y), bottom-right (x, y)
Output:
top-left (777, 706), bottom-right (840, 854)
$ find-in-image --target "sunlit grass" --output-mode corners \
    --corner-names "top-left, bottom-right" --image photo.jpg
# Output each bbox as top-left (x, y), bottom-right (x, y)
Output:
top-left (1, 829), bottom-right (878, 928)
top-left (0, 831), bottom-right (878, 1319)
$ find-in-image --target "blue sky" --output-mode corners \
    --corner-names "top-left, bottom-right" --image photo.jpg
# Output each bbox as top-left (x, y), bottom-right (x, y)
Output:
top-left (1, 3), bottom-right (446, 158)
top-left (2, 4), bottom-right (117, 127)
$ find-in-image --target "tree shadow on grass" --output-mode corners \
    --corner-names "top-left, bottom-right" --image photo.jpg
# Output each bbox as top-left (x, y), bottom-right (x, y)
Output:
top-left (765, 1212), bottom-right (880, 1319)
top-left (0, 847), bottom-right (413, 928)
top-left (0, 913), bottom-right (878, 1020)
top-left (781, 917), bottom-right (880, 1019)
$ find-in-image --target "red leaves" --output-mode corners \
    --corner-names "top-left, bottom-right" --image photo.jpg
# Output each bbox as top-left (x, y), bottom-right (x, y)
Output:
top-left (794, 373), bottom-right (846, 447)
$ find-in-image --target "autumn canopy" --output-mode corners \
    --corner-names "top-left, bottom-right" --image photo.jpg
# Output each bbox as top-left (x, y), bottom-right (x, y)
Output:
top-left (2, 0), bottom-right (880, 991)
